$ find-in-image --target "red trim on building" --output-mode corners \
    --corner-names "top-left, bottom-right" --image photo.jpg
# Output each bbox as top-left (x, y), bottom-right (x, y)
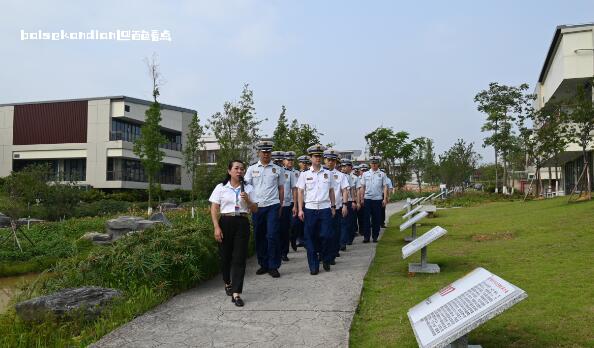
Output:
top-left (13, 101), bottom-right (88, 145)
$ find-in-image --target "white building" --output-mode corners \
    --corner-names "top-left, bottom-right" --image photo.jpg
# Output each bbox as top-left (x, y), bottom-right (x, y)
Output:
top-left (534, 23), bottom-right (594, 195)
top-left (0, 96), bottom-right (196, 190)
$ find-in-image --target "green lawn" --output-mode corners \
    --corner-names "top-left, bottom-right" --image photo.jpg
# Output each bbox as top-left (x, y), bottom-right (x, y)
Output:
top-left (350, 197), bottom-right (594, 348)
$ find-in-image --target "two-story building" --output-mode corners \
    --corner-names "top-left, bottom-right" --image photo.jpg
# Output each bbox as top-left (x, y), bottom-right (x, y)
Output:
top-left (0, 96), bottom-right (197, 190)
top-left (534, 23), bottom-right (594, 195)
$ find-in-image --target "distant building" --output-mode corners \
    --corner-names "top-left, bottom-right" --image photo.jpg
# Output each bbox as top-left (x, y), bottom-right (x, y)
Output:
top-left (534, 23), bottom-right (594, 195)
top-left (0, 96), bottom-right (196, 190)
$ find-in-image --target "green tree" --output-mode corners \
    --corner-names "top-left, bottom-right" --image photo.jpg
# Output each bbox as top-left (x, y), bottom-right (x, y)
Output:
top-left (272, 105), bottom-right (291, 151)
top-left (183, 112), bottom-right (205, 216)
top-left (286, 119), bottom-right (324, 155)
top-left (438, 139), bottom-right (481, 190)
top-left (208, 84), bottom-right (263, 167)
top-left (410, 137), bottom-right (429, 192)
top-left (475, 82), bottom-right (530, 193)
top-left (364, 127), bottom-right (413, 189)
top-left (421, 138), bottom-right (440, 185)
top-left (565, 81), bottom-right (594, 199)
top-left (134, 55), bottom-right (167, 211)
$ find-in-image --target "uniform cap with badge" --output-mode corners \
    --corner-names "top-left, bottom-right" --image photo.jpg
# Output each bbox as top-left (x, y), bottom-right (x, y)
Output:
top-left (307, 144), bottom-right (326, 156)
top-left (369, 155), bottom-right (381, 164)
top-left (322, 148), bottom-right (339, 159)
top-left (271, 151), bottom-right (285, 161)
top-left (284, 151), bottom-right (296, 160)
top-left (256, 140), bottom-right (274, 152)
top-left (342, 159), bottom-right (353, 167)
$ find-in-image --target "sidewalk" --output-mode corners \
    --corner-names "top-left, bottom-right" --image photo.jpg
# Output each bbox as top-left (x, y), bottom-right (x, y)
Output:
top-left (93, 202), bottom-right (406, 348)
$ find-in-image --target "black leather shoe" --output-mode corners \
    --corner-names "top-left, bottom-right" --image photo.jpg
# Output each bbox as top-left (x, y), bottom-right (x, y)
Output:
top-left (256, 267), bottom-right (268, 275)
top-left (310, 270), bottom-right (319, 275)
top-left (268, 269), bottom-right (280, 278)
top-left (296, 243), bottom-right (305, 248)
top-left (372, 239), bottom-right (378, 243)
top-left (291, 241), bottom-right (297, 252)
top-left (282, 256), bottom-right (290, 262)
top-left (336, 252), bottom-right (341, 257)
top-left (340, 246), bottom-right (347, 251)
top-left (323, 263), bottom-right (331, 271)
top-left (329, 260), bottom-right (336, 265)
top-left (363, 239), bottom-right (370, 243)
top-left (224, 284), bottom-right (233, 296)
top-left (381, 225), bottom-right (386, 228)
top-left (232, 296), bottom-right (244, 307)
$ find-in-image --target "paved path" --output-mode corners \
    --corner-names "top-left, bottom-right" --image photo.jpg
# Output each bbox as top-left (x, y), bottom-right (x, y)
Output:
top-left (94, 202), bottom-right (406, 348)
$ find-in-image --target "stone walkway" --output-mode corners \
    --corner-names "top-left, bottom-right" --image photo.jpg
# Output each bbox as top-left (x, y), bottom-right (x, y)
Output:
top-left (93, 202), bottom-right (406, 348)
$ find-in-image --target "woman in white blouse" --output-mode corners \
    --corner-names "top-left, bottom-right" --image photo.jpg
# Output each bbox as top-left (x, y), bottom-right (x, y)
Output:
top-left (209, 160), bottom-right (258, 306)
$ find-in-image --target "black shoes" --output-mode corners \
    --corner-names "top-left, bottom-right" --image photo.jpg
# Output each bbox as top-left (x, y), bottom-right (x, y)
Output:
top-left (363, 239), bottom-right (370, 243)
top-left (268, 269), bottom-right (280, 278)
top-left (256, 267), bottom-right (268, 275)
top-left (323, 263), bottom-right (331, 271)
top-left (340, 246), bottom-right (347, 251)
top-left (232, 296), bottom-right (244, 307)
top-left (291, 241), bottom-right (297, 252)
top-left (381, 225), bottom-right (386, 228)
top-left (329, 260), bottom-right (336, 265)
top-left (282, 256), bottom-right (290, 262)
top-left (310, 269), bottom-right (319, 275)
top-left (224, 284), bottom-right (233, 296)
top-left (372, 239), bottom-right (378, 243)
top-left (336, 253), bottom-right (341, 258)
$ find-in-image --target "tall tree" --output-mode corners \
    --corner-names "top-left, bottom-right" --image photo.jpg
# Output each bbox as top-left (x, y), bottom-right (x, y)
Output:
top-left (286, 119), bottom-right (324, 155)
top-left (364, 127), bottom-right (412, 189)
top-left (565, 81), bottom-right (594, 199)
top-left (421, 138), bottom-right (440, 185)
top-left (475, 82), bottom-right (530, 193)
top-left (438, 139), bottom-right (481, 190)
top-left (272, 105), bottom-right (291, 150)
top-left (134, 54), bottom-right (166, 212)
top-left (183, 112), bottom-right (205, 216)
top-left (410, 137), bottom-right (428, 192)
top-left (208, 84), bottom-right (263, 167)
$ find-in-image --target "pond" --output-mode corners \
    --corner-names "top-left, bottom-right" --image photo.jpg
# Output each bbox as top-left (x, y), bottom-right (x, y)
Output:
top-left (0, 273), bottom-right (40, 313)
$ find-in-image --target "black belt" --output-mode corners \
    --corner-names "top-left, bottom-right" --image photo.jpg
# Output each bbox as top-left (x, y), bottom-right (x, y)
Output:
top-left (221, 212), bottom-right (249, 217)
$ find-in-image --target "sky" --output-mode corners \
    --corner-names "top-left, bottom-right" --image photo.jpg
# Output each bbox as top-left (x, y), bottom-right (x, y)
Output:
top-left (1, 0), bottom-right (592, 162)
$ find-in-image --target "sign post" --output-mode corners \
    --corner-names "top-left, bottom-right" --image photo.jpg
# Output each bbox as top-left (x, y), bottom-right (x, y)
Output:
top-left (402, 226), bottom-right (447, 273)
top-left (399, 211), bottom-right (428, 242)
top-left (407, 267), bottom-right (527, 348)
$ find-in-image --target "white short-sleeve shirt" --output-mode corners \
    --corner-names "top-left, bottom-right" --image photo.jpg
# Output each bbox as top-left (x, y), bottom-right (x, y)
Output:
top-left (361, 169), bottom-right (387, 200)
top-left (296, 167), bottom-right (336, 210)
top-left (330, 168), bottom-right (350, 206)
top-left (282, 168), bottom-right (298, 207)
top-left (244, 161), bottom-right (286, 207)
top-left (209, 182), bottom-right (257, 214)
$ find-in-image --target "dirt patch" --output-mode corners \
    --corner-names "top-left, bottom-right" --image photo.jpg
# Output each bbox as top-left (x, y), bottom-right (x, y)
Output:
top-left (471, 231), bottom-right (515, 242)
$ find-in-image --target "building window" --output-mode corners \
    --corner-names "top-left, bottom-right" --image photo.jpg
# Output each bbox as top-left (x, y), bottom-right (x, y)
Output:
top-left (124, 105), bottom-right (130, 112)
top-left (106, 158), bottom-right (181, 185)
top-left (12, 158), bottom-right (86, 181)
top-left (110, 119), bottom-right (182, 151)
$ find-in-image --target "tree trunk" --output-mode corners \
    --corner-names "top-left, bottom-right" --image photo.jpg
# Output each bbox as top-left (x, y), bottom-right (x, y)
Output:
top-left (148, 175), bottom-right (153, 213)
top-left (535, 163), bottom-right (541, 197)
top-left (494, 148), bottom-right (498, 193)
top-left (583, 147), bottom-right (592, 199)
top-left (548, 166), bottom-right (553, 198)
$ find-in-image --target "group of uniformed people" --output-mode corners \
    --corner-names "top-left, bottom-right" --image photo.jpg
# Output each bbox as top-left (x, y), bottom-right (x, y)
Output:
top-left (209, 139), bottom-right (394, 306)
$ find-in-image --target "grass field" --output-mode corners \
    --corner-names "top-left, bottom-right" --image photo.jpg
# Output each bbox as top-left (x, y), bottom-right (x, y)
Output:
top-left (350, 197), bottom-right (594, 348)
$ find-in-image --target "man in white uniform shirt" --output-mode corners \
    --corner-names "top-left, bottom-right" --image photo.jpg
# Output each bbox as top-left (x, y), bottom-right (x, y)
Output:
top-left (296, 144), bottom-right (337, 275)
top-left (359, 156), bottom-right (388, 243)
top-left (244, 140), bottom-right (285, 278)
top-left (323, 149), bottom-right (349, 264)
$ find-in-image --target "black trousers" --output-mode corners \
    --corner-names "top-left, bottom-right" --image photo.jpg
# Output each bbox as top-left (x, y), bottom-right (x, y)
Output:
top-left (219, 216), bottom-right (250, 294)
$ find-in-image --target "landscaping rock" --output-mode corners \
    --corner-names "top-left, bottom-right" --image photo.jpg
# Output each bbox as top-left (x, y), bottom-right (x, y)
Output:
top-left (0, 213), bottom-right (10, 228)
top-left (80, 232), bottom-right (104, 241)
top-left (15, 286), bottom-right (122, 322)
top-left (105, 216), bottom-right (159, 241)
top-left (149, 212), bottom-right (172, 227)
top-left (158, 202), bottom-right (178, 211)
top-left (16, 218), bottom-right (45, 226)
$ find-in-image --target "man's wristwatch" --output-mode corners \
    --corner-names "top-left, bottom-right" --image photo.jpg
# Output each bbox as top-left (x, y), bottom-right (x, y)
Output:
top-left (331, 205), bottom-right (336, 209)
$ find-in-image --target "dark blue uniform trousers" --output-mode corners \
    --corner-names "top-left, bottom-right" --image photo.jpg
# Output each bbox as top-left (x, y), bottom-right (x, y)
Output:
top-left (330, 209), bottom-right (343, 261)
top-left (342, 202), bottom-right (355, 246)
top-left (303, 208), bottom-right (332, 272)
top-left (279, 203), bottom-right (293, 257)
top-left (252, 203), bottom-right (281, 270)
top-left (363, 199), bottom-right (382, 241)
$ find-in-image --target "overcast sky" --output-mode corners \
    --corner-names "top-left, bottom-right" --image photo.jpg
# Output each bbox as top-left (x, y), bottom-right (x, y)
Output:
top-left (1, 1), bottom-right (592, 162)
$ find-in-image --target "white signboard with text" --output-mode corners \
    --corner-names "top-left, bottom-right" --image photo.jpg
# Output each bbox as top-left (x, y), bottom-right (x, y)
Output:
top-left (400, 211), bottom-right (428, 231)
top-left (402, 226), bottom-right (447, 259)
top-left (407, 267), bottom-right (527, 348)
top-left (403, 205), bottom-right (422, 219)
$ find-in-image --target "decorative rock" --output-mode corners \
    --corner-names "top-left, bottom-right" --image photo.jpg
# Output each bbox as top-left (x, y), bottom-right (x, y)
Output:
top-left (105, 216), bottom-right (144, 230)
top-left (16, 218), bottom-right (45, 226)
top-left (158, 202), bottom-right (178, 211)
top-left (80, 232), bottom-right (103, 241)
top-left (149, 212), bottom-right (172, 227)
top-left (15, 286), bottom-right (122, 322)
top-left (0, 213), bottom-right (10, 228)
